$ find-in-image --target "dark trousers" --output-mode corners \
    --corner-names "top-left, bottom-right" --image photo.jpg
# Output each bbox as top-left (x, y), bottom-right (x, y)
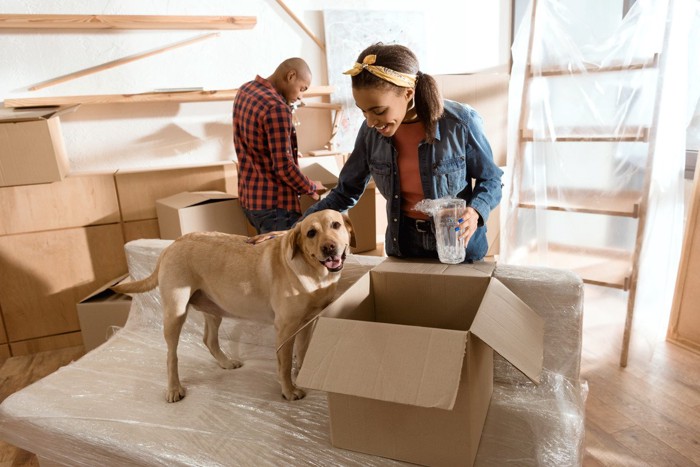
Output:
top-left (243, 208), bottom-right (301, 234)
top-left (398, 215), bottom-right (488, 263)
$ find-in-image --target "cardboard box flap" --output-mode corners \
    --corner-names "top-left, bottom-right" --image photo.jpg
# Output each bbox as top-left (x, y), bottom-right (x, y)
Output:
top-left (78, 274), bottom-right (130, 303)
top-left (300, 162), bottom-right (339, 186)
top-left (471, 278), bottom-right (544, 383)
top-left (296, 317), bottom-right (468, 410)
top-left (375, 258), bottom-right (496, 277)
top-left (157, 191), bottom-right (236, 209)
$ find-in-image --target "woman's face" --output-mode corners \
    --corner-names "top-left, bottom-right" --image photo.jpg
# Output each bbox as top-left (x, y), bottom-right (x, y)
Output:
top-left (352, 86), bottom-right (414, 137)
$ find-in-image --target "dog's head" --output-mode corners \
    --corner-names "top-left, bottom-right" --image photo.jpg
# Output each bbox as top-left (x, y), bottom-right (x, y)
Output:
top-left (286, 209), bottom-right (356, 272)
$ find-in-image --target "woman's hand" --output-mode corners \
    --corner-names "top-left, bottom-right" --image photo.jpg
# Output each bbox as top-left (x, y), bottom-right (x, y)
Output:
top-left (246, 230), bottom-right (288, 245)
top-left (457, 206), bottom-right (480, 245)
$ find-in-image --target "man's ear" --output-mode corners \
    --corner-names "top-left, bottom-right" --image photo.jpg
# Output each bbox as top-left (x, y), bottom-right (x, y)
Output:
top-left (286, 223), bottom-right (302, 260)
top-left (286, 69), bottom-right (297, 83)
top-left (343, 213), bottom-right (356, 248)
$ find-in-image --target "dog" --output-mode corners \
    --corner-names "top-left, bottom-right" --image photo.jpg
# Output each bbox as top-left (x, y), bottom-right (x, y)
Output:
top-left (112, 209), bottom-right (354, 403)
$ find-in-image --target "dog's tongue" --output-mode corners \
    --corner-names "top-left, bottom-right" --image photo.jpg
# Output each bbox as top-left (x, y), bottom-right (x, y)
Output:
top-left (323, 256), bottom-right (343, 270)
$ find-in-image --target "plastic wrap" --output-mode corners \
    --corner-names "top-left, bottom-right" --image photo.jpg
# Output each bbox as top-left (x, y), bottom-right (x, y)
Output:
top-left (502, 0), bottom-right (693, 361)
top-left (0, 239), bottom-right (586, 466)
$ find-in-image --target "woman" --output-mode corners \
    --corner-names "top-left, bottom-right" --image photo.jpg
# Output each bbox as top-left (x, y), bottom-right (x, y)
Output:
top-left (312, 43), bottom-right (503, 262)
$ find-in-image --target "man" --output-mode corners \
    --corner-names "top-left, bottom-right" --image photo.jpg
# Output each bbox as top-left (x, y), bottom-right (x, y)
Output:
top-left (233, 57), bottom-right (326, 234)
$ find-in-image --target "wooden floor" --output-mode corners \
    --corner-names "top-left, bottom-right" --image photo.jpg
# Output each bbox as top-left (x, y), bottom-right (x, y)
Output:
top-left (0, 284), bottom-right (698, 466)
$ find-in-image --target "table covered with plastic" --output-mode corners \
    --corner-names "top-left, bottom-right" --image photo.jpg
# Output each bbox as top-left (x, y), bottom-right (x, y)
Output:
top-left (0, 239), bottom-right (587, 466)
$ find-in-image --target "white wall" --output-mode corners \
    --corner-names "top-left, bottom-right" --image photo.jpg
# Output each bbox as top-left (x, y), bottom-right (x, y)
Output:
top-left (0, 0), bottom-right (511, 173)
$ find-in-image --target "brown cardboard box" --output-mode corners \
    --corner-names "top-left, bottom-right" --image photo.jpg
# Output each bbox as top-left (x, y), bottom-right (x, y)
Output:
top-left (298, 157), bottom-right (377, 253)
top-left (115, 162), bottom-right (237, 222)
top-left (0, 107), bottom-right (76, 187)
top-left (77, 275), bottom-right (132, 351)
top-left (0, 173), bottom-right (119, 236)
top-left (156, 191), bottom-right (251, 240)
top-left (297, 259), bottom-right (543, 467)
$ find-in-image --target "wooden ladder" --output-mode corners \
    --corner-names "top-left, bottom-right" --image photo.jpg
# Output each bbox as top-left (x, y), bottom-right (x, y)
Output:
top-left (505, 0), bottom-right (676, 366)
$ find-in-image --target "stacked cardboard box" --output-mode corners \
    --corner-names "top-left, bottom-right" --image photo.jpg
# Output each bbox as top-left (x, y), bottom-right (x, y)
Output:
top-left (0, 107), bottom-right (76, 187)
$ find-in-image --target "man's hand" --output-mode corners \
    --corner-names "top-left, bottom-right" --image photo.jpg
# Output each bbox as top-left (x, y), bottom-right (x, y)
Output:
top-left (246, 230), bottom-right (288, 245)
top-left (310, 181), bottom-right (328, 201)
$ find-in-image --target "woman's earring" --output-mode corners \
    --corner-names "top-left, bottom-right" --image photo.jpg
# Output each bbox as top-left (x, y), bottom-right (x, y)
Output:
top-left (407, 95), bottom-right (415, 111)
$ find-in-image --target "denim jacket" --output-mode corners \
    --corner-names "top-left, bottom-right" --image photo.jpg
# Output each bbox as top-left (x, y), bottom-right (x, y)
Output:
top-left (305, 100), bottom-right (503, 256)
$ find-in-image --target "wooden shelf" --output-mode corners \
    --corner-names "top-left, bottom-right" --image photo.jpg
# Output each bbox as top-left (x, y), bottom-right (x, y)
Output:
top-left (520, 127), bottom-right (650, 143)
top-left (518, 188), bottom-right (642, 218)
top-left (2, 86), bottom-right (335, 108)
top-left (0, 14), bottom-right (257, 30)
top-left (516, 243), bottom-right (633, 289)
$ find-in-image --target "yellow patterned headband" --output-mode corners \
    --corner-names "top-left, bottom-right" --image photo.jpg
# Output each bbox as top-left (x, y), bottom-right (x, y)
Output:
top-left (343, 54), bottom-right (417, 88)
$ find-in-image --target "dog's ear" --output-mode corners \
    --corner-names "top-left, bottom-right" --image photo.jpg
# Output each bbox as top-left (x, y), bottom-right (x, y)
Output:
top-left (285, 224), bottom-right (302, 260)
top-left (342, 213), bottom-right (356, 248)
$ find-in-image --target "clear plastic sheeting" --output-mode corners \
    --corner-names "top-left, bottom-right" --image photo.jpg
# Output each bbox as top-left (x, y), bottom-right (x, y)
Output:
top-left (502, 0), bottom-right (694, 362)
top-left (0, 239), bottom-right (586, 466)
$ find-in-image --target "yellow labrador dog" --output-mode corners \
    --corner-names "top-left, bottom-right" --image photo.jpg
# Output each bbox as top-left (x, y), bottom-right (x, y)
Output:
top-left (112, 209), bottom-right (354, 403)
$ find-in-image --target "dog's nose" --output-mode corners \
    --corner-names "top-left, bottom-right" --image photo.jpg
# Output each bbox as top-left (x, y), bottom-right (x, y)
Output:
top-left (322, 242), bottom-right (337, 257)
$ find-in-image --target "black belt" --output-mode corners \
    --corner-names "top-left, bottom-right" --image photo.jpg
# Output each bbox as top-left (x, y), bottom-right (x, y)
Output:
top-left (402, 216), bottom-right (432, 233)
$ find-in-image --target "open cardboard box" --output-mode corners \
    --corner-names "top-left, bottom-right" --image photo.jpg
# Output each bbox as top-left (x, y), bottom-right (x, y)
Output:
top-left (0, 106), bottom-right (77, 187)
top-left (297, 258), bottom-right (544, 466)
top-left (299, 158), bottom-right (377, 254)
top-left (77, 275), bottom-right (132, 352)
top-left (155, 191), bottom-right (252, 239)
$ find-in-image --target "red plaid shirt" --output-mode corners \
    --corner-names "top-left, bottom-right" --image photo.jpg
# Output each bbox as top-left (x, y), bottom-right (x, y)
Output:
top-left (233, 76), bottom-right (316, 211)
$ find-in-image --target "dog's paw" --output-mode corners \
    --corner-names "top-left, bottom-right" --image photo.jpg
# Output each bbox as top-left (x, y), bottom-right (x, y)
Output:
top-left (219, 358), bottom-right (243, 370)
top-left (282, 386), bottom-right (306, 401)
top-left (166, 385), bottom-right (186, 403)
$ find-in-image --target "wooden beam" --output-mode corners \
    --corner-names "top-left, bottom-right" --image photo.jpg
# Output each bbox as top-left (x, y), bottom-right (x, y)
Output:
top-left (3, 86), bottom-right (335, 108)
top-left (29, 33), bottom-right (220, 91)
top-left (273, 0), bottom-right (325, 51)
top-left (0, 14), bottom-right (257, 30)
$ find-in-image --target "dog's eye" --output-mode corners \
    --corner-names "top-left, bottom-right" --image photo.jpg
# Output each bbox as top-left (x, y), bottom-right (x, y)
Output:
top-left (331, 221), bottom-right (341, 229)
top-left (306, 229), bottom-right (317, 238)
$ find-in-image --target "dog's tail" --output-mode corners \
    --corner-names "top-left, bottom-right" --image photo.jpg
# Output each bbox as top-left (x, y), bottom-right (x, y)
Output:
top-left (111, 258), bottom-right (160, 294)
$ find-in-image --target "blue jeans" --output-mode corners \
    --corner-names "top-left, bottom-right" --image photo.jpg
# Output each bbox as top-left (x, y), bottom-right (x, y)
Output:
top-left (397, 216), bottom-right (488, 263)
top-left (243, 208), bottom-right (301, 234)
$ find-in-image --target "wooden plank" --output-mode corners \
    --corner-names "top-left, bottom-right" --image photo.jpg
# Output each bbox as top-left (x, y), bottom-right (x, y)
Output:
top-left (519, 243), bottom-right (632, 289)
top-left (583, 418), bottom-right (643, 466)
top-left (613, 424), bottom-right (697, 466)
top-left (30, 33), bottom-right (219, 91)
top-left (520, 127), bottom-right (649, 142)
top-left (273, 0), bottom-right (325, 51)
top-left (586, 372), bottom-right (700, 463)
top-left (0, 14), bottom-right (256, 30)
top-left (584, 393), bottom-right (636, 434)
top-left (3, 86), bottom-right (335, 108)
top-left (0, 344), bottom-right (9, 364)
top-left (533, 55), bottom-right (658, 77)
top-left (518, 188), bottom-right (642, 218)
top-left (0, 225), bottom-right (127, 342)
top-left (115, 162), bottom-right (236, 222)
top-left (0, 173), bottom-right (119, 236)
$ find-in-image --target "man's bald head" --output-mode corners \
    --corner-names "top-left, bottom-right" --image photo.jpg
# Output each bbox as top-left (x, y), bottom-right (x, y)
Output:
top-left (268, 57), bottom-right (312, 104)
